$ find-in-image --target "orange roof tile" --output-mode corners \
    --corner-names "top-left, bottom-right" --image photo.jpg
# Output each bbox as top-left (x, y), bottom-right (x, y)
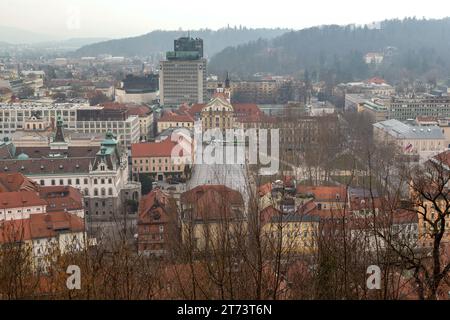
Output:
top-left (0, 173), bottom-right (39, 193)
top-left (39, 186), bottom-right (83, 213)
top-left (131, 139), bottom-right (185, 158)
top-left (181, 185), bottom-right (244, 221)
top-left (0, 191), bottom-right (47, 209)
top-left (296, 185), bottom-right (347, 202)
top-left (158, 111), bottom-right (194, 123)
top-left (0, 218), bottom-right (31, 242)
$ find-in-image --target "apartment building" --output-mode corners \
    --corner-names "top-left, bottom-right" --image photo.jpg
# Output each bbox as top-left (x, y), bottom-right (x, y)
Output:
top-left (388, 96), bottom-right (450, 121)
top-left (230, 80), bottom-right (280, 104)
top-left (131, 138), bottom-right (192, 181)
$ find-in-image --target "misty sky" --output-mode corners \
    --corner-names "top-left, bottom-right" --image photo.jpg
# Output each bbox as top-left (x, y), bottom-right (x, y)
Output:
top-left (1, 0), bottom-right (449, 39)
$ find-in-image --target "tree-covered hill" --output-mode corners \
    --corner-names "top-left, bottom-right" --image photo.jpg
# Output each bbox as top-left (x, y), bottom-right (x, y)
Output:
top-left (209, 18), bottom-right (450, 83)
top-left (74, 27), bottom-right (290, 58)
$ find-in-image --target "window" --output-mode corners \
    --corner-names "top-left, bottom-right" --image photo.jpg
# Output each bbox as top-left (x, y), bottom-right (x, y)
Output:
top-left (40, 180), bottom-right (45, 186)
top-left (76, 178), bottom-right (80, 185)
top-left (94, 189), bottom-right (99, 196)
top-left (51, 179), bottom-right (56, 186)
top-left (68, 179), bottom-right (72, 185)
top-left (84, 178), bottom-right (88, 184)
top-left (94, 179), bottom-right (98, 185)
top-left (108, 188), bottom-right (113, 196)
top-left (59, 179), bottom-right (64, 185)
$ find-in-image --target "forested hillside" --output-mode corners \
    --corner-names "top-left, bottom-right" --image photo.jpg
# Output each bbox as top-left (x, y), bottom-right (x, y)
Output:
top-left (209, 18), bottom-right (450, 83)
top-left (75, 27), bottom-right (290, 58)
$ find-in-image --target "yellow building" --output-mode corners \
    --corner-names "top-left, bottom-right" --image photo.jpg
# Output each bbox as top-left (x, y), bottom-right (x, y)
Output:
top-left (261, 206), bottom-right (320, 255)
top-left (131, 138), bottom-right (192, 181)
top-left (416, 199), bottom-right (450, 247)
top-left (200, 92), bottom-right (235, 132)
top-left (157, 111), bottom-right (194, 134)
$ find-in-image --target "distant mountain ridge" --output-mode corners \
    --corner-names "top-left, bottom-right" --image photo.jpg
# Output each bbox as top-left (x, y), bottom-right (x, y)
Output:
top-left (74, 28), bottom-right (291, 57)
top-left (208, 17), bottom-right (450, 82)
top-left (0, 25), bottom-right (56, 44)
top-left (0, 26), bottom-right (109, 49)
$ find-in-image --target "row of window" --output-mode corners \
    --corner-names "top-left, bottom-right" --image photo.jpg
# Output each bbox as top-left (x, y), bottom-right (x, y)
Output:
top-left (40, 177), bottom-right (114, 186)
top-left (1, 207), bottom-right (39, 215)
top-left (134, 166), bottom-right (182, 172)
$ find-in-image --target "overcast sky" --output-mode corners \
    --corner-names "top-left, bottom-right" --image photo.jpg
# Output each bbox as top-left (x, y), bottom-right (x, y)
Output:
top-left (1, 0), bottom-right (449, 39)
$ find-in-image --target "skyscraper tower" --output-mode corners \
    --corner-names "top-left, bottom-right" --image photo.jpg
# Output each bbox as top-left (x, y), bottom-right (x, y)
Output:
top-left (159, 36), bottom-right (207, 106)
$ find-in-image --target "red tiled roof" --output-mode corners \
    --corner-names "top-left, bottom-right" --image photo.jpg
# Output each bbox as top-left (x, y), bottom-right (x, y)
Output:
top-left (187, 104), bottom-right (206, 117)
top-left (101, 102), bottom-right (152, 117)
top-left (296, 185), bottom-right (347, 202)
top-left (131, 139), bottom-right (183, 158)
top-left (365, 77), bottom-right (386, 84)
top-left (181, 185), bottom-right (244, 221)
top-left (0, 191), bottom-right (47, 209)
top-left (0, 218), bottom-right (31, 242)
top-left (0, 212), bottom-right (84, 243)
top-left (29, 212), bottom-right (85, 239)
top-left (138, 189), bottom-right (174, 222)
top-left (233, 103), bottom-right (262, 115)
top-left (158, 111), bottom-right (194, 123)
top-left (0, 173), bottom-right (39, 192)
top-left (39, 186), bottom-right (83, 213)
top-left (431, 150), bottom-right (450, 167)
top-left (126, 105), bottom-right (152, 117)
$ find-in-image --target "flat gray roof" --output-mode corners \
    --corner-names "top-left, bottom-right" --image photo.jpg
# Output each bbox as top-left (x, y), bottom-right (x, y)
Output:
top-left (373, 119), bottom-right (444, 139)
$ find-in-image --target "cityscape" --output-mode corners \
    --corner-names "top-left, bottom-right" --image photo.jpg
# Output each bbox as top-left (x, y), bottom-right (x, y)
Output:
top-left (2, 0), bottom-right (450, 305)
